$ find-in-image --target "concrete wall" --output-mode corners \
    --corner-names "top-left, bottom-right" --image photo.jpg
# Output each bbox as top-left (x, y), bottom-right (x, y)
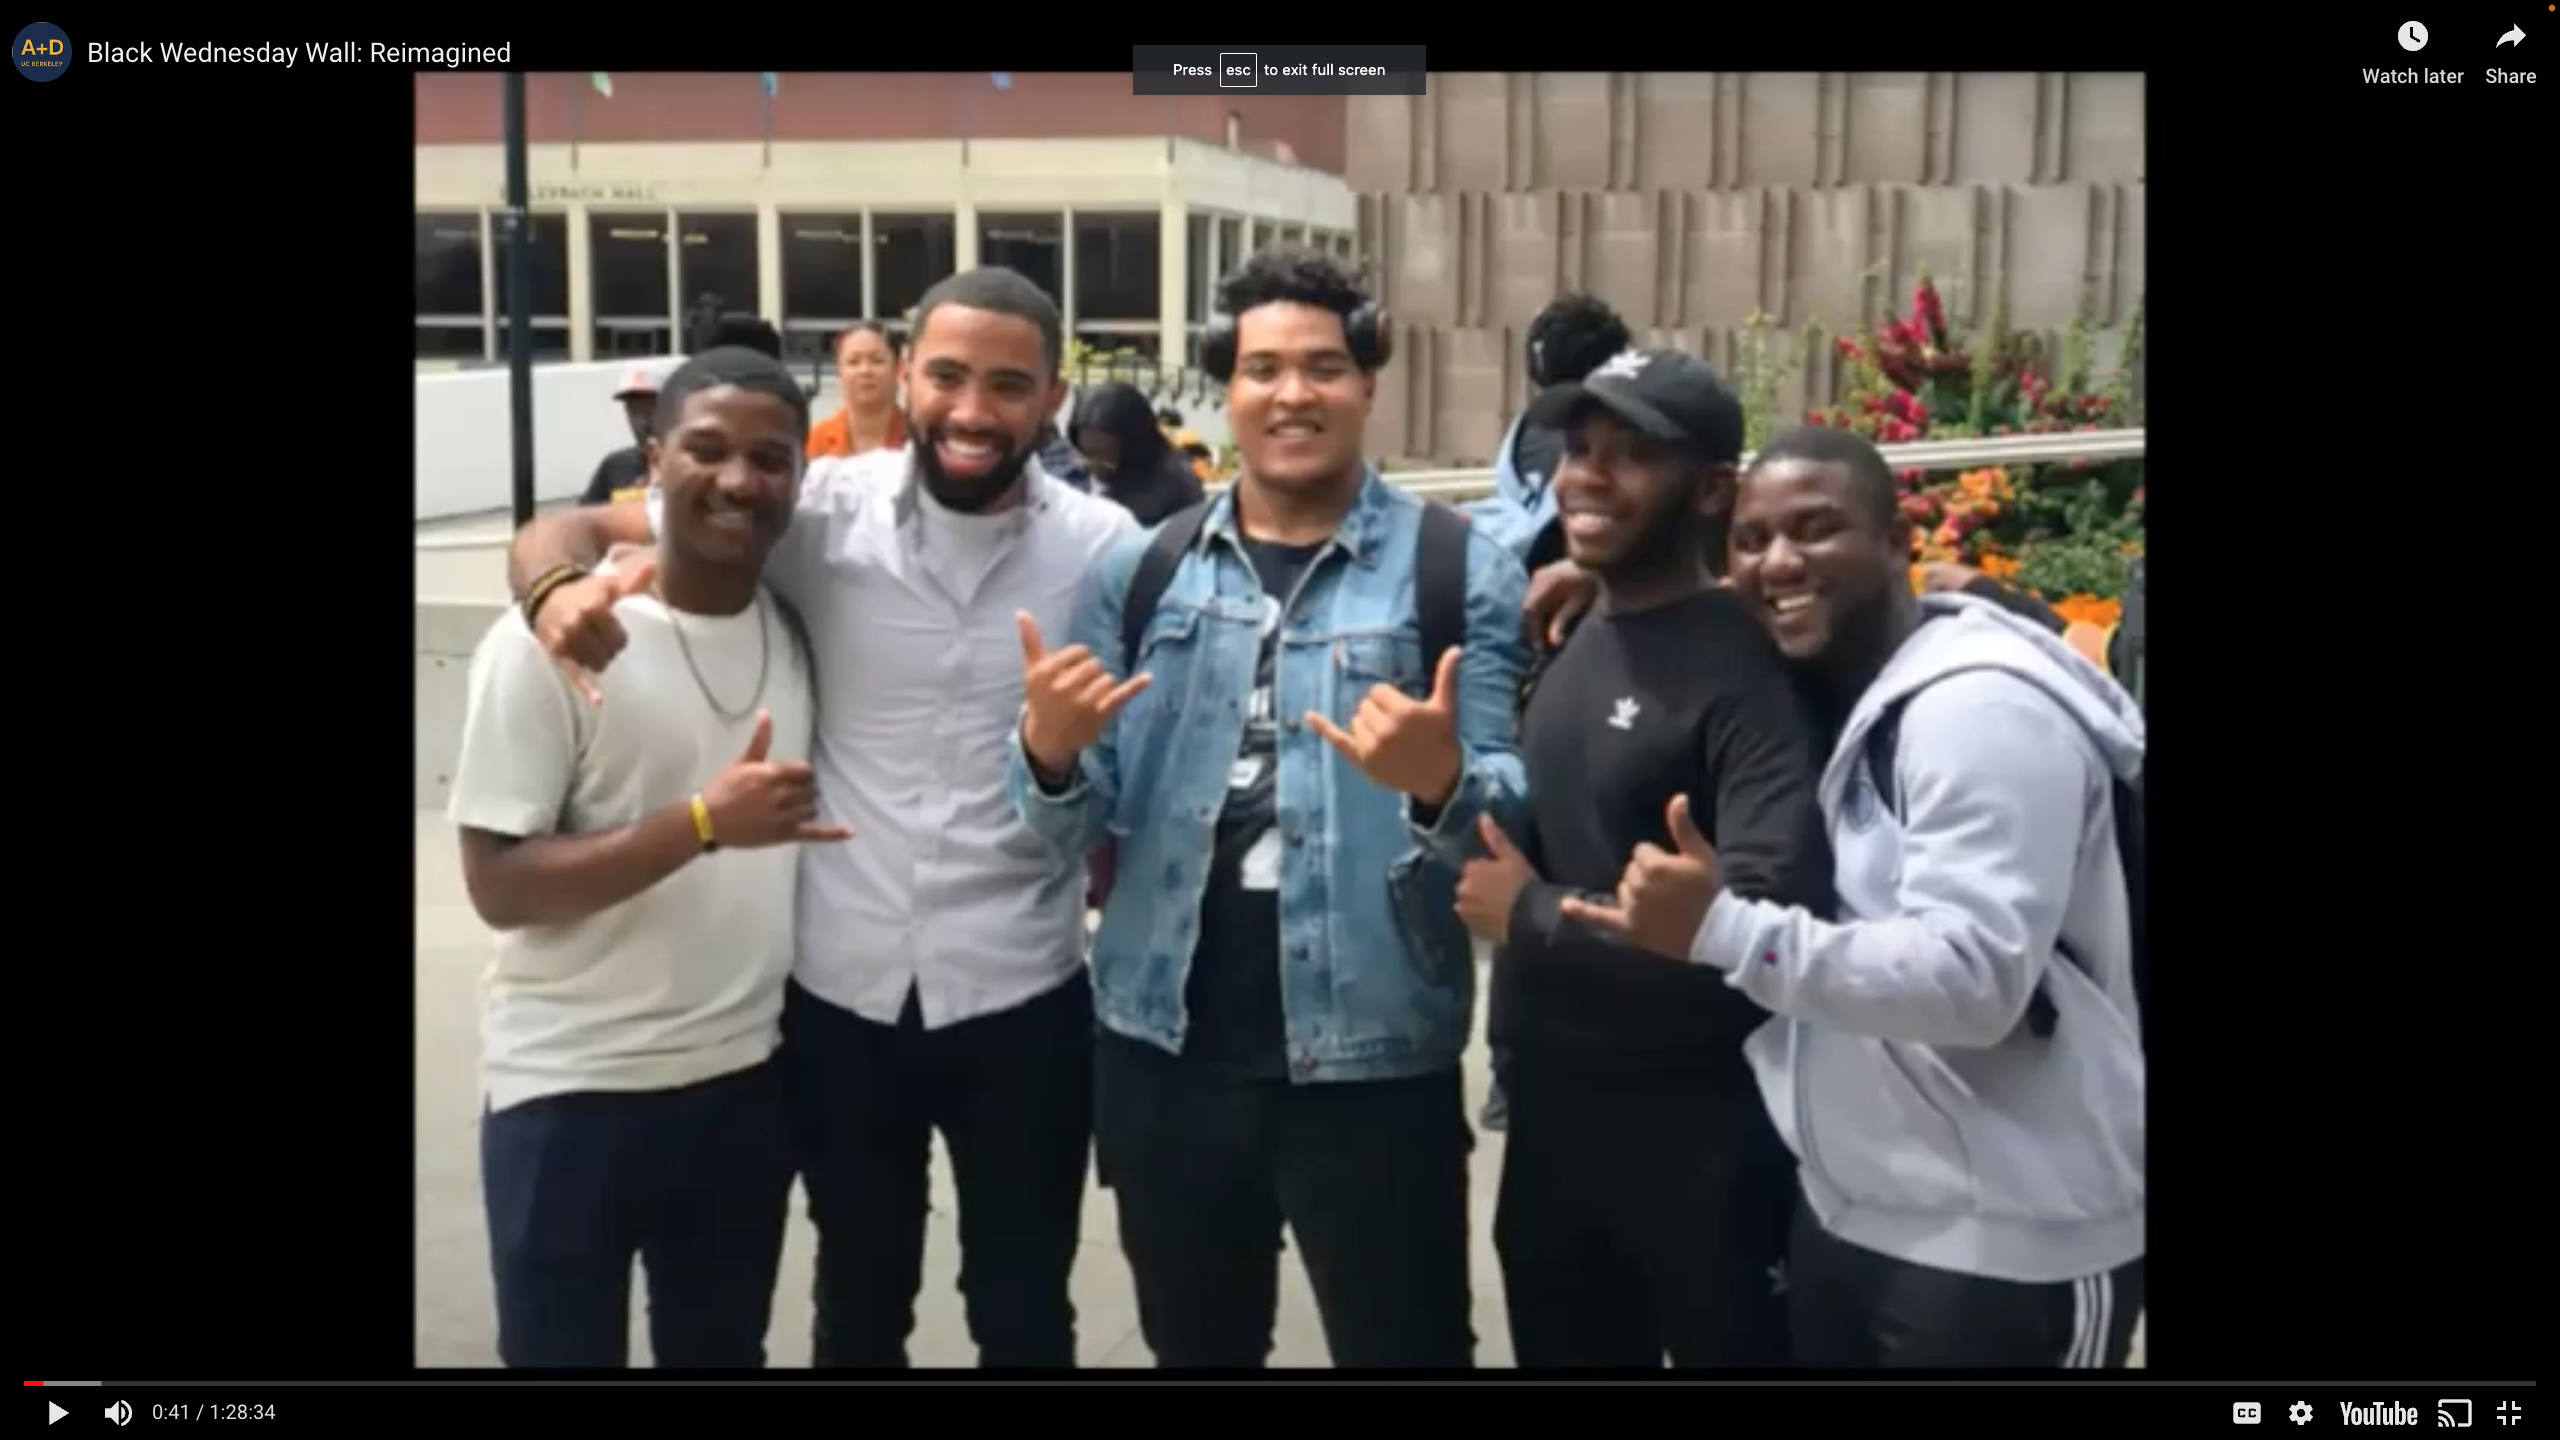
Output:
top-left (418, 73), bottom-right (1348, 177)
top-left (417, 599), bottom-right (507, 810)
top-left (1347, 73), bottom-right (2145, 462)
top-left (416, 362), bottom-right (645, 521)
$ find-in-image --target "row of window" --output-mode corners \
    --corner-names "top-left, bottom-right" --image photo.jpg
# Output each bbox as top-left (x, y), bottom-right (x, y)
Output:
top-left (416, 208), bottom-right (1356, 363)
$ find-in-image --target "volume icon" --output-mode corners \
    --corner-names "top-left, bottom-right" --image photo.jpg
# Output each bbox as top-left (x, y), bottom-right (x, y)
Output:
top-left (106, 1399), bottom-right (133, 1426)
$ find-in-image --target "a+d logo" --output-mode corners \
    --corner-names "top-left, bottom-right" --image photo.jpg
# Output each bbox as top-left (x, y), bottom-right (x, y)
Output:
top-left (14, 20), bottom-right (69, 81)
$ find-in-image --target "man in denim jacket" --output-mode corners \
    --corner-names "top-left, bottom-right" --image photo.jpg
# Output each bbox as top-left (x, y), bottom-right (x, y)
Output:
top-left (1005, 249), bottom-right (1529, 1367)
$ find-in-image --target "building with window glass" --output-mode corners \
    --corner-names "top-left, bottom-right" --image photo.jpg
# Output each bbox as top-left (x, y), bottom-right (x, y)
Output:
top-left (414, 72), bottom-right (1356, 371)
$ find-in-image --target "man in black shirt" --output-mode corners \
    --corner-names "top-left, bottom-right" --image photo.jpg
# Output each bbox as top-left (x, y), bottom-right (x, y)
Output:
top-left (1456, 347), bottom-right (1832, 1367)
top-left (578, 363), bottom-right (662, 506)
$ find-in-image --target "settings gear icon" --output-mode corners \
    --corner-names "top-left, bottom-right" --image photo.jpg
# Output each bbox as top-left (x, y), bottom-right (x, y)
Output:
top-left (2289, 1402), bottom-right (2315, 1425)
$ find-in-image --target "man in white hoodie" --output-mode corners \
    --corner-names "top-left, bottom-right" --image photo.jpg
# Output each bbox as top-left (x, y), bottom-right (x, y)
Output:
top-left (1567, 425), bottom-right (2146, 1367)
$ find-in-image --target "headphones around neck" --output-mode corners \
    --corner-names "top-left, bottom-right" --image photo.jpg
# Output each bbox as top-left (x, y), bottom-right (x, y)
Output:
top-left (1198, 300), bottom-right (1394, 384)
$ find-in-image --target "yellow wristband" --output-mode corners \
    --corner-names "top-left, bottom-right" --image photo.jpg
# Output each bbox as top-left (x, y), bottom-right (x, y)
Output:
top-left (689, 793), bottom-right (719, 851)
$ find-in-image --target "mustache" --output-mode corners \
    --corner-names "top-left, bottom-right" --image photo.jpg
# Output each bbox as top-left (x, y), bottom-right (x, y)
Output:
top-left (913, 419), bottom-right (1033, 513)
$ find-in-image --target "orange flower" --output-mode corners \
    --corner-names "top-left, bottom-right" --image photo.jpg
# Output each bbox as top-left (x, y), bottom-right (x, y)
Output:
top-left (1908, 563), bottom-right (1928, 594)
top-left (1955, 468), bottom-right (2017, 502)
top-left (1979, 553), bottom-right (2022, 579)
top-left (2052, 594), bottom-right (2123, 629)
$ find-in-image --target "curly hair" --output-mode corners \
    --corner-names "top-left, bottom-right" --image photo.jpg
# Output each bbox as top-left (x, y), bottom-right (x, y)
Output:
top-left (1215, 246), bottom-right (1381, 370)
top-left (1525, 293), bottom-right (1632, 388)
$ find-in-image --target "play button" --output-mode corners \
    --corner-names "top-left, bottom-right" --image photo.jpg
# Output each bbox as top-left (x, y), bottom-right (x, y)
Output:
top-left (48, 1401), bottom-right (66, 1424)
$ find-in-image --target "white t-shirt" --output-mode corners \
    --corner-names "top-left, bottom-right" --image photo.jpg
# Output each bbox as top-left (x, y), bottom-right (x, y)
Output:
top-left (445, 584), bottom-right (816, 1114)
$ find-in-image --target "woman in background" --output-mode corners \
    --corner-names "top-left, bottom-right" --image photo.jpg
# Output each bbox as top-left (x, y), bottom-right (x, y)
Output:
top-left (806, 321), bottom-right (907, 460)
top-left (1070, 382), bottom-right (1205, 527)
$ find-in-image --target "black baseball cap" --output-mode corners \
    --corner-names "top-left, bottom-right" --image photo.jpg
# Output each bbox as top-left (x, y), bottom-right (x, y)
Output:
top-left (1524, 348), bottom-right (1744, 462)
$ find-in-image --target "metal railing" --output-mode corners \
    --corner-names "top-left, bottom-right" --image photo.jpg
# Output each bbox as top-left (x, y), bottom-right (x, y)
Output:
top-left (415, 427), bottom-right (2144, 552)
top-left (1388, 427), bottom-right (2147, 503)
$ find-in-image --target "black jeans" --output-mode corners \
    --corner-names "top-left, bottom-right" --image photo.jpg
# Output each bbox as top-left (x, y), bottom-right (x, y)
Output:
top-left (480, 1061), bottom-right (794, 1368)
top-left (1493, 1074), bottom-right (1795, 1368)
top-left (781, 972), bottom-right (1094, 1368)
top-left (1094, 1033), bottom-right (1477, 1368)
top-left (1787, 1198), bottom-right (2147, 1367)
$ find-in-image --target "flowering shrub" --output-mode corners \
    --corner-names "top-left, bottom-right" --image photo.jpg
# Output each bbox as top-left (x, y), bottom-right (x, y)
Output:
top-left (1797, 272), bottom-right (2145, 602)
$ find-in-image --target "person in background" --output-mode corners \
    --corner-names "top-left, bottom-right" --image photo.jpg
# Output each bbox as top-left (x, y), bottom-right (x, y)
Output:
top-left (1157, 405), bottom-right (1218, 480)
top-left (579, 363), bottom-right (664, 506)
top-left (1465, 293), bottom-right (1633, 1132)
top-left (683, 293), bottom-right (726, 355)
top-left (808, 322), bottom-right (908, 461)
top-left (1071, 382), bottom-right (1205, 527)
top-left (504, 268), bottom-right (1136, 1369)
top-left (1470, 294), bottom-right (1637, 575)
top-left (1006, 247), bottom-right (1529, 1368)
top-left (448, 347), bottom-right (839, 1367)
top-left (1036, 416), bottom-right (1093, 492)
top-left (1568, 425), bottom-right (2147, 1368)
top-left (706, 313), bottom-right (785, 361)
top-left (1460, 349), bottom-right (1826, 1368)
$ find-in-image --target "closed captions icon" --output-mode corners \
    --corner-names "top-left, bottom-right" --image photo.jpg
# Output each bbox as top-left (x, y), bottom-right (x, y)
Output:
top-left (2238, 1402), bottom-right (2265, 1425)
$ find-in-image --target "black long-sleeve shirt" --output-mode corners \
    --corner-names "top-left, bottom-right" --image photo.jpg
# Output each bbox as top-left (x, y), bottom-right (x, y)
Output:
top-left (1490, 585), bottom-right (1833, 1094)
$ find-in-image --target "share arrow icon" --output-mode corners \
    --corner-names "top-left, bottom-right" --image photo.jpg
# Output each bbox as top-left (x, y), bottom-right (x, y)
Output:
top-left (2498, 23), bottom-right (2524, 45)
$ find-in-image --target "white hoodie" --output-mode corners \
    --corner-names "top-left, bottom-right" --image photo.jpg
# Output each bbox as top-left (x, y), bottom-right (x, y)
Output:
top-left (1692, 591), bottom-right (2146, 1284)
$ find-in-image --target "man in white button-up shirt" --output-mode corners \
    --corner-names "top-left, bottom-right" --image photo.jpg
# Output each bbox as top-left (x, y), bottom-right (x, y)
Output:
top-left (506, 268), bottom-right (1135, 1368)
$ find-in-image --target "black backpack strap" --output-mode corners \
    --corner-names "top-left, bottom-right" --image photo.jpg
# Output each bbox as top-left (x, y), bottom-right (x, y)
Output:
top-left (2116, 558), bottom-right (2146, 710)
top-left (1413, 501), bottom-right (1471, 675)
top-left (1120, 500), bottom-right (1211, 672)
top-left (2112, 775), bottom-right (2147, 1027)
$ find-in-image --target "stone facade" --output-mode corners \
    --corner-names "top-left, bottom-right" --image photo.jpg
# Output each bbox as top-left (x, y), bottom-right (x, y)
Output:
top-left (1347, 73), bottom-right (2144, 462)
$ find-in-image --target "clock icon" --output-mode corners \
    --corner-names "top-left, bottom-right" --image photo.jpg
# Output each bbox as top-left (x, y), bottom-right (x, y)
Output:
top-left (2399, 20), bottom-right (2429, 49)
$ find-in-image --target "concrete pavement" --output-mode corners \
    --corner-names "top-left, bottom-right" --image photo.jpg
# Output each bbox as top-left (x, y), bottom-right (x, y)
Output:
top-left (414, 810), bottom-right (1518, 1367)
top-left (415, 810), bottom-right (2141, 1368)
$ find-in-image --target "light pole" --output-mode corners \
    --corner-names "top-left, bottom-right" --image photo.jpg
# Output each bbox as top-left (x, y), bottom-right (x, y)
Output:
top-left (500, 72), bottom-right (536, 529)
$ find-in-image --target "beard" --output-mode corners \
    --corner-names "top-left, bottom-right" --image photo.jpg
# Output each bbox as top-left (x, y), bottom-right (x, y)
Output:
top-left (910, 413), bottom-right (1035, 514)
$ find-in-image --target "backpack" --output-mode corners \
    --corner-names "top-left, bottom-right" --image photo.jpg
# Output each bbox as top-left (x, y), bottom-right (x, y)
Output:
top-left (2116, 559), bottom-right (2146, 710)
top-left (1084, 498), bottom-right (1473, 906)
top-left (1860, 678), bottom-right (2147, 1045)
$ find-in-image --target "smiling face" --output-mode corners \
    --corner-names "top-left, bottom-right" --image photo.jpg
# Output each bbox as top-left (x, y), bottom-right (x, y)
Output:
top-left (1728, 456), bottom-right (1905, 661)
top-left (902, 302), bottom-right (1068, 513)
top-left (1552, 409), bottom-right (1730, 579)
top-left (647, 383), bottom-right (803, 572)
top-left (1226, 300), bottom-right (1372, 497)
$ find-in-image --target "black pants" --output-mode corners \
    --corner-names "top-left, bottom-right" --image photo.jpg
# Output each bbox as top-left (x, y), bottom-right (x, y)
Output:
top-left (1788, 1198), bottom-right (2146, 1367)
top-left (480, 1061), bottom-right (794, 1368)
top-left (1493, 1075), bottom-right (1795, 1368)
top-left (1095, 1034), bottom-right (1476, 1368)
top-left (782, 972), bottom-right (1094, 1368)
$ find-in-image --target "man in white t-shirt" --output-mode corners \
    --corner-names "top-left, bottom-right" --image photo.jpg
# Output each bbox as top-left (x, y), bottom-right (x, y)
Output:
top-left (447, 347), bottom-right (849, 1369)
top-left (501, 270), bottom-right (1136, 1368)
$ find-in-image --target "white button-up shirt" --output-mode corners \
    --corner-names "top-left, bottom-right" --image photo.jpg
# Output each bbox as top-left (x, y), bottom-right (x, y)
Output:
top-left (656, 451), bottom-right (1137, 1028)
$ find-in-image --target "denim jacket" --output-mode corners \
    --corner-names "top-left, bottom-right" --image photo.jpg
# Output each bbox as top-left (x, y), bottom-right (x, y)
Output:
top-left (1005, 472), bottom-right (1531, 1081)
